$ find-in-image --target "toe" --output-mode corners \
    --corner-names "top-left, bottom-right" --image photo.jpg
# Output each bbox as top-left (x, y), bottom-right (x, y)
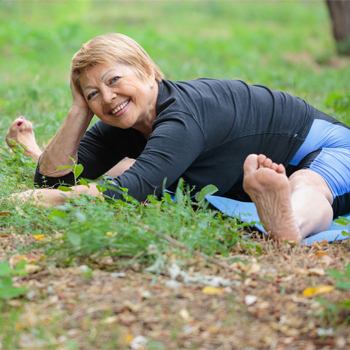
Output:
top-left (243, 154), bottom-right (259, 175)
top-left (277, 163), bottom-right (286, 174)
top-left (262, 158), bottom-right (273, 168)
top-left (270, 162), bottom-right (279, 171)
top-left (257, 154), bottom-right (267, 167)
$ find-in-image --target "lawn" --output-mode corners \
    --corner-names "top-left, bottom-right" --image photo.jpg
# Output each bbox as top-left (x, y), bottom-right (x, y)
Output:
top-left (0, 1), bottom-right (350, 349)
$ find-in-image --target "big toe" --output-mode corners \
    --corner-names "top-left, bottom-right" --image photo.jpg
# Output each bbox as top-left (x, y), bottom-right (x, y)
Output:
top-left (243, 154), bottom-right (259, 175)
top-left (7, 117), bottom-right (24, 134)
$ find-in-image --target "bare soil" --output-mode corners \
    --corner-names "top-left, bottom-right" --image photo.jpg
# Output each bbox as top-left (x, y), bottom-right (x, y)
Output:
top-left (1, 230), bottom-right (350, 350)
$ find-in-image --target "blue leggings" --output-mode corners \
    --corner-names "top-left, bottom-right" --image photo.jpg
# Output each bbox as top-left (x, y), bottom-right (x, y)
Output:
top-left (287, 111), bottom-right (350, 217)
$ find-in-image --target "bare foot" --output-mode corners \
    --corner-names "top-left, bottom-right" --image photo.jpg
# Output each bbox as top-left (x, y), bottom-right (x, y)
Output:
top-left (243, 154), bottom-right (301, 242)
top-left (5, 117), bottom-right (42, 162)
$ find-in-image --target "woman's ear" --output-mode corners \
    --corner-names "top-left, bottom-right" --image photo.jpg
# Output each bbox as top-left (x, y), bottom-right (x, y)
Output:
top-left (146, 67), bottom-right (156, 87)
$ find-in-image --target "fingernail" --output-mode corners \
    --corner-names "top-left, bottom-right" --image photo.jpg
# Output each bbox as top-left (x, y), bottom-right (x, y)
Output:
top-left (19, 116), bottom-right (24, 119)
top-left (17, 121), bottom-right (23, 126)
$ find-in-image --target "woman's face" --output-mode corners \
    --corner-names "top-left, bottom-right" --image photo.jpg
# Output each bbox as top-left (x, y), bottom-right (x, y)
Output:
top-left (79, 62), bottom-right (157, 131)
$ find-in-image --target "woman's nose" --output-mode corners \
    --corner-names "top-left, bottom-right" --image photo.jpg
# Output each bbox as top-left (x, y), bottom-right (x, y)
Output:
top-left (102, 88), bottom-right (117, 104)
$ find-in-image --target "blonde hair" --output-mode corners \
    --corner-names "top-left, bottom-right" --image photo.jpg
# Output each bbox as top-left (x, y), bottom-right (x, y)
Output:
top-left (71, 33), bottom-right (164, 92)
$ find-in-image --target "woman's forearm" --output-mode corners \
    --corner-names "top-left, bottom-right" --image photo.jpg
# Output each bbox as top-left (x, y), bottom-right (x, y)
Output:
top-left (38, 106), bottom-right (93, 177)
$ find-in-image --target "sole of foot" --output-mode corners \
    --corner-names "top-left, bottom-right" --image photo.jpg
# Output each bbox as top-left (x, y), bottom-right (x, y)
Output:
top-left (243, 154), bottom-right (302, 242)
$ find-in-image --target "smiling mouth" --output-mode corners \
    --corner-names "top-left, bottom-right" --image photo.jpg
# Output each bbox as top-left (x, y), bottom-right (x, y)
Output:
top-left (111, 100), bottom-right (130, 115)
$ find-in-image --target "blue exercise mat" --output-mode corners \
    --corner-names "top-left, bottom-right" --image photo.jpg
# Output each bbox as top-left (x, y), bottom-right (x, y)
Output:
top-left (205, 195), bottom-right (350, 244)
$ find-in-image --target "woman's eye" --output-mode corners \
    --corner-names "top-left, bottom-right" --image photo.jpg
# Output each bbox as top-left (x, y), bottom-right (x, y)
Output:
top-left (87, 91), bottom-right (97, 100)
top-left (110, 76), bottom-right (119, 84)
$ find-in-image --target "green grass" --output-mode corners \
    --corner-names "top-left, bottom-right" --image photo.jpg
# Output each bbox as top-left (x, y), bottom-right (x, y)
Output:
top-left (1, 1), bottom-right (350, 347)
top-left (0, 0), bottom-right (349, 140)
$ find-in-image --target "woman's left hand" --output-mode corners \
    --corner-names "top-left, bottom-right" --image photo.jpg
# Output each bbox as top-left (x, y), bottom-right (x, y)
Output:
top-left (9, 184), bottom-right (104, 207)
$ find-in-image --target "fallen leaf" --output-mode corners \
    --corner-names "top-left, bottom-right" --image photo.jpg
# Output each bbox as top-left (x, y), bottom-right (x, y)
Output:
top-left (33, 234), bottom-right (45, 241)
top-left (125, 333), bottom-right (134, 344)
top-left (97, 256), bottom-right (114, 265)
top-left (294, 268), bottom-right (308, 276)
top-left (102, 316), bottom-right (119, 324)
top-left (0, 211), bottom-right (11, 216)
top-left (245, 295), bottom-right (258, 305)
top-left (316, 327), bottom-right (333, 336)
top-left (244, 263), bottom-right (261, 275)
top-left (206, 325), bottom-right (221, 333)
top-left (118, 314), bottom-right (137, 326)
top-left (201, 286), bottom-right (223, 295)
top-left (315, 251), bottom-right (329, 257)
top-left (123, 300), bottom-right (142, 313)
top-left (129, 335), bottom-right (147, 350)
top-left (106, 231), bottom-right (118, 237)
top-left (257, 301), bottom-right (270, 310)
top-left (24, 264), bottom-right (42, 274)
top-left (179, 308), bottom-right (190, 321)
top-left (302, 285), bottom-right (335, 297)
top-left (6, 300), bottom-right (22, 307)
top-left (308, 268), bottom-right (325, 276)
top-left (10, 254), bottom-right (28, 267)
top-left (165, 280), bottom-right (181, 290)
top-left (319, 255), bottom-right (333, 266)
top-left (141, 290), bottom-right (152, 299)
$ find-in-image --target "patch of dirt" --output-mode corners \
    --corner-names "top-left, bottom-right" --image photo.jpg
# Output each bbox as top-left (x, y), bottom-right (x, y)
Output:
top-left (1, 231), bottom-right (350, 349)
top-left (283, 52), bottom-right (350, 70)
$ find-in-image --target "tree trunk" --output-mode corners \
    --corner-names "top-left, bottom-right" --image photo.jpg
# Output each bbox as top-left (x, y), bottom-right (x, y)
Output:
top-left (326, 0), bottom-right (350, 55)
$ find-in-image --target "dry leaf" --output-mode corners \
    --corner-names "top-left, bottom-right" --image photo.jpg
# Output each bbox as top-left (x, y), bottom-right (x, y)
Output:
top-left (244, 263), bottom-right (261, 275)
top-left (319, 255), bottom-right (333, 266)
top-left (125, 333), bottom-right (134, 344)
top-left (0, 211), bottom-right (11, 216)
top-left (6, 300), bottom-right (23, 307)
top-left (302, 285), bottom-right (335, 297)
top-left (102, 316), bottom-right (119, 324)
top-left (97, 256), bottom-right (114, 265)
top-left (244, 295), bottom-right (258, 305)
top-left (315, 251), bottom-right (329, 257)
top-left (206, 325), bottom-right (221, 333)
top-left (179, 308), bottom-right (190, 321)
top-left (294, 268), bottom-right (308, 277)
top-left (123, 300), bottom-right (141, 313)
top-left (106, 231), bottom-right (118, 237)
top-left (308, 268), bottom-right (325, 276)
top-left (33, 234), bottom-right (45, 241)
top-left (230, 261), bottom-right (245, 271)
top-left (201, 286), bottom-right (223, 295)
top-left (257, 301), bottom-right (270, 310)
top-left (129, 335), bottom-right (147, 350)
top-left (24, 264), bottom-right (42, 274)
top-left (10, 254), bottom-right (28, 267)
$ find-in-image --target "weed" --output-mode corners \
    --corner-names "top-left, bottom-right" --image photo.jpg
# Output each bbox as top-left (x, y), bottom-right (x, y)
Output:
top-left (1, 1), bottom-right (350, 347)
top-left (0, 261), bottom-right (27, 305)
top-left (316, 263), bottom-right (350, 327)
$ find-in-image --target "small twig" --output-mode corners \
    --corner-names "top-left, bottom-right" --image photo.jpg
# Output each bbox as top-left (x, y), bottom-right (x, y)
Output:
top-left (139, 224), bottom-right (281, 287)
top-left (62, 306), bottom-right (109, 325)
top-left (121, 249), bottom-right (145, 272)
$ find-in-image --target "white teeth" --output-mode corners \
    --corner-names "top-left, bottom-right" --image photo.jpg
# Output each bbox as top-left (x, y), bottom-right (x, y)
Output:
top-left (112, 100), bottom-right (129, 114)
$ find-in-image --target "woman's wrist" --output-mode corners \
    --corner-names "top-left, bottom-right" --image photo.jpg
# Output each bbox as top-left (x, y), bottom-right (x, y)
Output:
top-left (38, 107), bottom-right (92, 177)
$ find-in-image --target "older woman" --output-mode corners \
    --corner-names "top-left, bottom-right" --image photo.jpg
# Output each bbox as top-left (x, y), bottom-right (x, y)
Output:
top-left (6, 33), bottom-right (350, 242)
